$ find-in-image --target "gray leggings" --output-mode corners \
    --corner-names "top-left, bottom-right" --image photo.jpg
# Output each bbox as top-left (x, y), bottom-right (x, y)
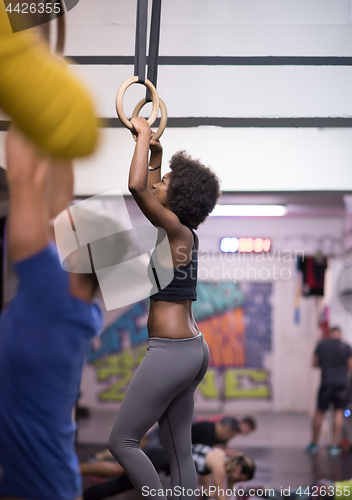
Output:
top-left (108, 332), bottom-right (209, 500)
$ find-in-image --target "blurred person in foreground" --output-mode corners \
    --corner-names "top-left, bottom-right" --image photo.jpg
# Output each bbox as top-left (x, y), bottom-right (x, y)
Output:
top-left (0, 129), bottom-right (103, 500)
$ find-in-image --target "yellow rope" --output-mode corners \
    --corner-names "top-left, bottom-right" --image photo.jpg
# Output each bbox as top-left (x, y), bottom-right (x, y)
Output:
top-left (0, 4), bottom-right (100, 160)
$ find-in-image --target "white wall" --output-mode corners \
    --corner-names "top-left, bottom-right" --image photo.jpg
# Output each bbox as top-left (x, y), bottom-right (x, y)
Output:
top-left (2, 1), bottom-right (352, 191)
top-left (2, 126), bottom-right (352, 194)
top-left (53, 1), bottom-right (352, 192)
top-left (70, 64), bottom-right (352, 119)
top-left (64, 0), bottom-right (352, 57)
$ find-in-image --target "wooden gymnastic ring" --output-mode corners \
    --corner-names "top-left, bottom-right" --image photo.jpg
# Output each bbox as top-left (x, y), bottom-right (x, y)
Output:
top-left (115, 77), bottom-right (159, 130)
top-left (132, 97), bottom-right (167, 141)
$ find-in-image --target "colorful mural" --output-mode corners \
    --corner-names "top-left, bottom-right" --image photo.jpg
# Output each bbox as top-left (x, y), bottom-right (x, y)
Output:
top-left (87, 282), bottom-right (272, 402)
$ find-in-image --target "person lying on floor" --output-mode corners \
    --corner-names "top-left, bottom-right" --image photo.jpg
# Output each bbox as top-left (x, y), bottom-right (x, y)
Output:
top-left (81, 444), bottom-right (256, 500)
top-left (91, 415), bottom-right (257, 462)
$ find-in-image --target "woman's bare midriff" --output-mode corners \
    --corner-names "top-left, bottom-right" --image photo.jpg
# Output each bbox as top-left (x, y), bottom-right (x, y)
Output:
top-left (148, 299), bottom-right (199, 339)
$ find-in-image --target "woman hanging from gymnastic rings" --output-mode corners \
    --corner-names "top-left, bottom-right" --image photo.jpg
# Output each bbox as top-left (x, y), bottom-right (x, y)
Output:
top-left (108, 116), bottom-right (220, 500)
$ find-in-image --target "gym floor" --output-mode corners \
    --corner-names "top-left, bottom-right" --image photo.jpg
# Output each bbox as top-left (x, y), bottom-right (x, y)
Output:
top-left (77, 412), bottom-right (352, 499)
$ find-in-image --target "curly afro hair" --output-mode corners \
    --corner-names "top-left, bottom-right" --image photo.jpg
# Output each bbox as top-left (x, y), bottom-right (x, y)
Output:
top-left (167, 151), bottom-right (220, 229)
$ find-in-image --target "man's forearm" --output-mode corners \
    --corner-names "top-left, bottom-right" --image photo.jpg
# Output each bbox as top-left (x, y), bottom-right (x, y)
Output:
top-left (8, 183), bottom-right (50, 261)
top-left (48, 161), bottom-right (73, 219)
top-left (80, 461), bottom-right (124, 477)
top-left (6, 128), bottom-right (51, 261)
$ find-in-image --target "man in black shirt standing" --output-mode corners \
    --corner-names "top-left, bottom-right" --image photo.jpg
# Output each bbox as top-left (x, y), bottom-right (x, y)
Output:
top-left (307, 326), bottom-right (352, 456)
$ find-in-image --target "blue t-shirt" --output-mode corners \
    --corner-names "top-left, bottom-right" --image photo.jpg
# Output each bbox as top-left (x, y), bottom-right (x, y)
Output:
top-left (0, 244), bottom-right (103, 500)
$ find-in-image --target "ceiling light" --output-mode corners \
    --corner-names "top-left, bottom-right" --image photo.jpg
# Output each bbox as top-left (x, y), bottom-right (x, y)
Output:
top-left (211, 205), bottom-right (287, 217)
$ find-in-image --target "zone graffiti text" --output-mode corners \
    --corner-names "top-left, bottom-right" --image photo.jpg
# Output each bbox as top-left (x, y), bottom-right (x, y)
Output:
top-left (93, 345), bottom-right (147, 401)
top-left (93, 352), bottom-right (270, 402)
top-left (198, 368), bottom-right (270, 399)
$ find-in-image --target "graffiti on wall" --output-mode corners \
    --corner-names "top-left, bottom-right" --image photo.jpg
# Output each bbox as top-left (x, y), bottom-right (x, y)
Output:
top-left (87, 282), bottom-right (272, 402)
top-left (194, 282), bottom-right (272, 400)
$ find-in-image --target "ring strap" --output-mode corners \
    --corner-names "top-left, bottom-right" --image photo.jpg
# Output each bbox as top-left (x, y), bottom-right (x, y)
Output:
top-left (56, 0), bottom-right (66, 55)
top-left (146, 0), bottom-right (162, 102)
top-left (134, 0), bottom-right (148, 84)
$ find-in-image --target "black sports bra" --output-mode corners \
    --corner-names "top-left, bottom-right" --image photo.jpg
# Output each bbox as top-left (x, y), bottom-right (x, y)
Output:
top-left (147, 229), bottom-right (198, 301)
